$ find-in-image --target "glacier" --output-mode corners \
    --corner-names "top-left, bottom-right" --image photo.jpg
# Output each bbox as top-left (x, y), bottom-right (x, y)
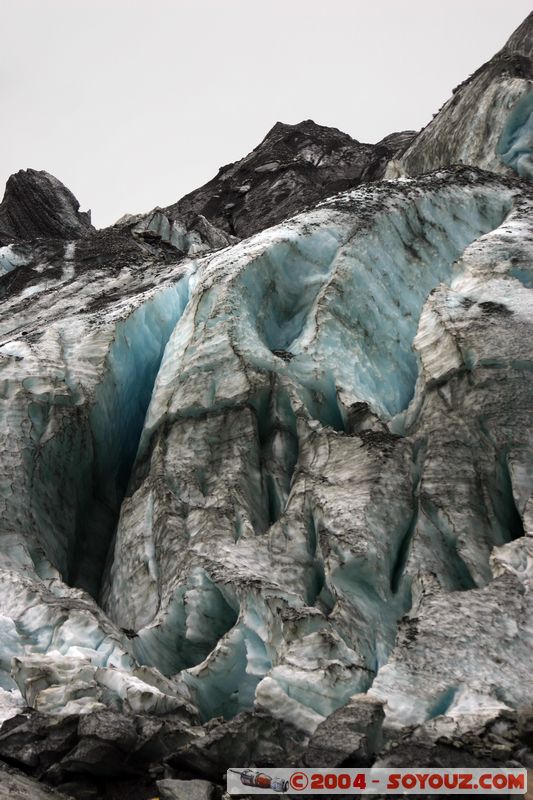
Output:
top-left (0, 10), bottom-right (532, 800)
top-left (0, 165), bottom-right (531, 745)
top-left (101, 172), bottom-right (522, 733)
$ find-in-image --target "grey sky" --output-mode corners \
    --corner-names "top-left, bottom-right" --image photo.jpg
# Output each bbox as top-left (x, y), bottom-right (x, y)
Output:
top-left (1, 0), bottom-right (531, 228)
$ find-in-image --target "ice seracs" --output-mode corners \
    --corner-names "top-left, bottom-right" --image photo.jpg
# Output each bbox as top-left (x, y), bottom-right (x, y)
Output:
top-left (99, 168), bottom-right (531, 736)
top-left (0, 166), bottom-right (531, 751)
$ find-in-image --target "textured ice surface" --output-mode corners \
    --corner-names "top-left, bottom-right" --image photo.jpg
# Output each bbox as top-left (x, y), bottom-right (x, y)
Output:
top-left (0, 245), bottom-right (29, 275)
top-left (0, 167), bottom-right (531, 744)
top-left (0, 246), bottom-right (198, 719)
top-left (498, 92), bottom-right (533, 179)
top-left (99, 170), bottom-right (532, 731)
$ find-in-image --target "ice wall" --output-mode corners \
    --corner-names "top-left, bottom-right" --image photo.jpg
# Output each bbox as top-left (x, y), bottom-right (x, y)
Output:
top-left (1, 168), bottom-right (531, 741)
top-left (497, 91), bottom-right (533, 180)
top-left (102, 172), bottom-right (524, 730)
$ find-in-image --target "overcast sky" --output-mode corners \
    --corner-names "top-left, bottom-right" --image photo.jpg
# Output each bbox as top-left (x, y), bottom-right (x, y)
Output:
top-left (1, 1), bottom-right (531, 227)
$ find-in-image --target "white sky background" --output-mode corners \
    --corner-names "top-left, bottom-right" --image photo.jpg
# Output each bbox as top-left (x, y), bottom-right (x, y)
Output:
top-left (1, 0), bottom-right (531, 227)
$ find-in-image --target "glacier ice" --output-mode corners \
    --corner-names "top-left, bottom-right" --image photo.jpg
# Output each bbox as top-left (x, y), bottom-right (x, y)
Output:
top-left (98, 168), bottom-right (532, 733)
top-left (497, 91), bottom-right (533, 180)
top-left (76, 276), bottom-right (193, 594)
top-left (0, 165), bottom-right (531, 772)
top-left (0, 248), bottom-right (202, 720)
top-left (0, 245), bottom-right (29, 275)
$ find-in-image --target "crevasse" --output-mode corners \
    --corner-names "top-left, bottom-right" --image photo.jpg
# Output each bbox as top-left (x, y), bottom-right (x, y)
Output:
top-left (29, 273), bottom-right (194, 597)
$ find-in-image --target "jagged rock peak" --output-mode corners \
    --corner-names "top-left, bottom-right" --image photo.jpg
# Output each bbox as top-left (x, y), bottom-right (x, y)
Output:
top-left (0, 168), bottom-right (93, 245)
top-left (258, 118), bottom-right (364, 147)
top-left (161, 119), bottom-right (416, 238)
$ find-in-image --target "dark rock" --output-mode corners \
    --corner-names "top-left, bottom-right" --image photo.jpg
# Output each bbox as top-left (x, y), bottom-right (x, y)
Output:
top-left (303, 694), bottom-right (384, 767)
top-left (0, 713), bottom-right (78, 774)
top-left (376, 739), bottom-right (511, 769)
top-left (133, 715), bottom-right (199, 761)
top-left (0, 707), bottom-right (200, 789)
top-left (271, 348), bottom-right (294, 362)
top-left (55, 739), bottom-right (138, 779)
top-left (157, 778), bottom-right (214, 800)
top-left (0, 169), bottom-right (93, 245)
top-left (478, 300), bottom-right (513, 315)
top-left (167, 711), bottom-right (307, 779)
top-left (56, 777), bottom-right (160, 800)
top-left (77, 711), bottom-right (138, 751)
top-left (517, 706), bottom-right (533, 747)
top-left (0, 761), bottom-right (74, 799)
top-left (159, 120), bottom-right (417, 238)
top-left (53, 782), bottom-right (101, 800)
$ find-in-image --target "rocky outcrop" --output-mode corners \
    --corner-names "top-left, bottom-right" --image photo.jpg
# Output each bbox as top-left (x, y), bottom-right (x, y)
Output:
top-left (0, 170), bottom-right (93, 245)
top-left (159, 119), bottom-right (416, 238)
top-left (303, 694), bottom-right (384, 767)
top-left (0, 708), bottom-right (197, 798)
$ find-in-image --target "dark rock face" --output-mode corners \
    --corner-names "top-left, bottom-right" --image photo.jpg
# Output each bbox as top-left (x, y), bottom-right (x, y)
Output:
top-left (0, 708), bottom-right (307, 797)
top-left (0, 123), bottom-right (416, 265)
top-left (0, 709), bottom-right (196, 799)
top-left (0, 169), bottom-right (93, 245)
top-left (303, 694), bottom-right (384, 767)
top-left (168, 711), bottom-right (308, 779)
top-left (160, 119), bottom-right (416, 238)
top-left (0, 122), bottom-right (416, 284)
top-left (0, 704), bottom-right (529, 799)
